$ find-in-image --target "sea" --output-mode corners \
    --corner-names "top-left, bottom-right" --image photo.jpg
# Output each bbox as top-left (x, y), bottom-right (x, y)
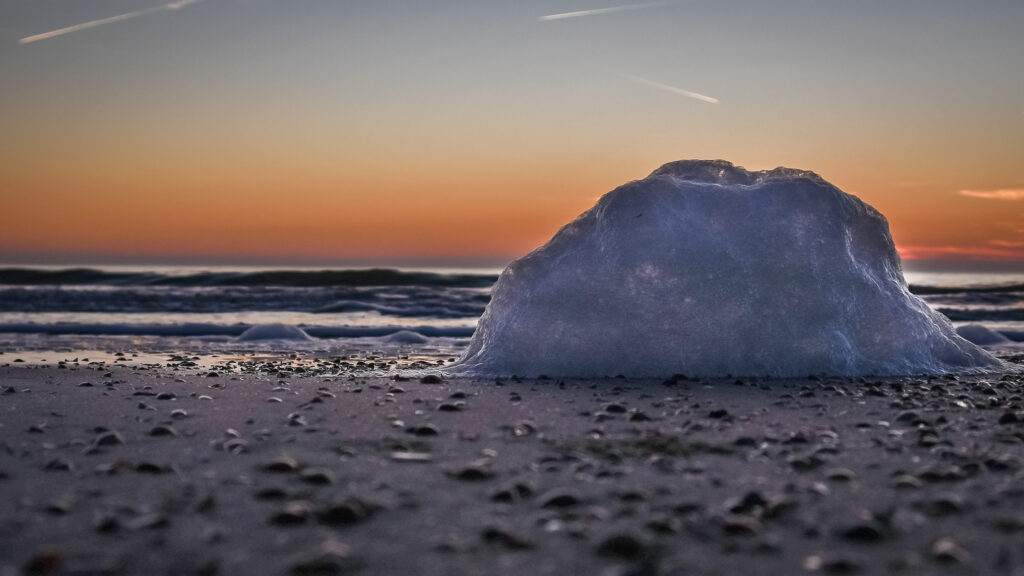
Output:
top-left (1, 265), bottom-right (1023, 366)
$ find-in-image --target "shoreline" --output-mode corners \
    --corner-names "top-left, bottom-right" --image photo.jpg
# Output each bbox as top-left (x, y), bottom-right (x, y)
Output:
top-left (2, 361), bottom-right (1023, 575)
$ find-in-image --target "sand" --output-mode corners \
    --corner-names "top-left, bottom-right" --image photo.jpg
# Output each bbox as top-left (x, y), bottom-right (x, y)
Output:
top-left (1, 359), bottom-right (1023, 575)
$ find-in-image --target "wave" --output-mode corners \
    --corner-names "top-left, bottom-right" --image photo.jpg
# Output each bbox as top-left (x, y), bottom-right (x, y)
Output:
top-left (909, 283), bottom-right (1024, 295)
top-left (3, 267), bottom-right (1019, 293)
top-left (0, 285), bottom-right (491, 317)
top-left (0, 267), bottom-right (499, 288)
top-left (311, 299), bottom-right (477, 317)
top-left (0, 322), bottom-right (475, 339)
top-left (935, 308), bottom-right (1024, 322)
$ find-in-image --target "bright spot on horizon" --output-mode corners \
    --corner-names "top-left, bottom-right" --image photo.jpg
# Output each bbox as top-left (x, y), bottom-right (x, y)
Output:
top-left (616, 72), bottom-right (719, 104)
top-left (19, 0), bottom-right (206, 44)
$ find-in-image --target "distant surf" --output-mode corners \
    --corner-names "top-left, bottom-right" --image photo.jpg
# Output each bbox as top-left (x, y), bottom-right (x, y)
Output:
top-left (0, 264), bottom-right (1021, 359)
top-left (0, 267), bottom-right (499, 288)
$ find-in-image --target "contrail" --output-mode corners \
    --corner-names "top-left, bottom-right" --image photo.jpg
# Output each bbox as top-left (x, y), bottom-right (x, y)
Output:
top-left (19, 0), bottom-right (206, 44)
top-left (539, 1), bottom-right (674, 21)
top-left (616, 72), bottom-right (719, 104)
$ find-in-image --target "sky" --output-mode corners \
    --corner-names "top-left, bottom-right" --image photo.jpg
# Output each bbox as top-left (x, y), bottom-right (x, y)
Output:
top-left (1, 0), bottom-right (1022, 269)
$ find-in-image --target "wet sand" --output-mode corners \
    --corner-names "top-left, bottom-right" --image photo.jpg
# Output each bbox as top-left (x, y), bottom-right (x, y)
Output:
top-left (2, 360), bottom-right (1023, 575)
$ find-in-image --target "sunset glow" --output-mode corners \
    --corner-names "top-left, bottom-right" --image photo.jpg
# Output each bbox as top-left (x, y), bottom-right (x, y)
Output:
top-left (2, 1), bottom-right (1022, 268)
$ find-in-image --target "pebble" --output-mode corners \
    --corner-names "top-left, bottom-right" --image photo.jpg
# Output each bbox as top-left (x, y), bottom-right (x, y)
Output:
top-left (299, 468), bottom-right (335, 485)
top-left (764, 496), bottom-right (800, 519)
top-left (931, 537), bottom-right (970, 564)
top-left (170, 409), bottom-right (188, 419)
top-left (316, 496), bottom-right (380, 526)
top-left (135, 461), bottom-right (168, 474)
top-left (93, 513), bottom-right (121, 534)
top-left (539, 488), bottom-right (583, 509)
top-left (788, 453), bottom-right (825, 472)
top-left (262, 456), bottom-right (300, 473)
top-left (289, 539), bottom-right (360, 576)
top-left (725, 491), bottom-right (767, 515)
top-left (408, 424), bottom-right (440, 436)
top-left (447, 463), bottom-right (495, 481)
top-left (124, 512), bottom-right (169, 531)
top-left (420, 375), bottom-right (443, 384)
top-left (595, 532), bottom-right (647, 559)
top-left (803, 554), bottom-right (862, 574)
top-left (895, 410), bottom-right (921, 424)
top-left (270, 501), bottom-right (313, 526)
top-left (490, 482), bottom-right (534, 503)
top-left (991, 516), bottom-right (1024, 533)
top-left (155, 392), bottom-right (176, 400)
top-left (825, 468), bottom-right (856, 482)
top-left (721, 515), bottom-right (761, 536)
top-left (918, 493), bottom-right (964, 517)
top-left (223, 438), bottom-right (249, 454)
top-left (645, 515), bottom-right (682, 535)
top-left (997, 411), bottom-right (1020, 425)
top-left (44, 458), bottom-right (74, 472)
top-left (893, 474), bottom-right (922, 490)
top-left (603, 403), bottom-right (628, 414)
top-left (45, 495), bottom-right (73, 515)
top-left (148, 425), bottom-right (178, 437)
top-left (93, 431), bottom-right (125, 447)
top-left (512, 420), bottom-right (536, 437)
top-left (390, 451), bottom-right (433, 463)
top-left (481, 524), bottom-right (534, 550)
top-left (838, 522), bottom-right (885, 543)
top-left (253, 486), bottom-right (290, 501)
top-left (918, 465), bottom-right (967, 483)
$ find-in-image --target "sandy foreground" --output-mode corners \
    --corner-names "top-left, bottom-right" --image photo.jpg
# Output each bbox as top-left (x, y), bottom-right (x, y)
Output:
top-left (2, 359), bottom-right (1024, 576)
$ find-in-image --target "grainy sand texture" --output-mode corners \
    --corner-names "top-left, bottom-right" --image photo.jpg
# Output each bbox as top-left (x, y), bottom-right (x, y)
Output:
top-left (2, 359), bottom-right (1024, 575)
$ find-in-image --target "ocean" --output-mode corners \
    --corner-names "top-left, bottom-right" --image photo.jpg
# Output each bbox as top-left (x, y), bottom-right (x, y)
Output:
top-left (1, 265), bottom-right (1022, 365)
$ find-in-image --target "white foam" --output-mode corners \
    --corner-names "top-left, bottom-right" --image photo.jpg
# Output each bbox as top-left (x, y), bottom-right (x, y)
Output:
top-left (235, 323), bottom-right (313, 342)
top-left (384, 330), bottom-right (430, 344)
top-left (956, 324), bottom-right (1011, 346)
top-left (451, 160), bottom-right (1004, 378)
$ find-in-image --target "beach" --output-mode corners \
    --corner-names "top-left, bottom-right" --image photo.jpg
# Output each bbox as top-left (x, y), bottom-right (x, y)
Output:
top-left (3, 358), bottom-right (1023, 575)
top-left (6, 1), bottom-right (1023, 574)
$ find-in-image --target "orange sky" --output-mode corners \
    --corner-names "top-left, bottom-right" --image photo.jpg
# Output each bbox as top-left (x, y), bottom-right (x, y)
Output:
top-left (2, 1), bottom-right (1022, 268)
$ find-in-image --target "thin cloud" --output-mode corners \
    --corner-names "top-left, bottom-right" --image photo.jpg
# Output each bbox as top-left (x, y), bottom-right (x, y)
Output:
top-left (897, 244), bottom-right (1024, 261)
top-left (19, 0), bottom-right (206, 44)
top-left (540, 1), bottom-right (673, 21)
top-left (958, 189), bottom-right (1024, 201)
top-left (990, 240), bottom-right (1024, 248)
top-left (616, 72), bottom-right (719, 104)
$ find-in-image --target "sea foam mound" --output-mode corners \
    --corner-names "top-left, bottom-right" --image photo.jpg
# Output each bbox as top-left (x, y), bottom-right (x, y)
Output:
top-left (451, 160), bottom-right (1003, 378)
top-left (956, 324), bottom-right (1011, 346)
top-left (235, 324), bottom-right (313, 342)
